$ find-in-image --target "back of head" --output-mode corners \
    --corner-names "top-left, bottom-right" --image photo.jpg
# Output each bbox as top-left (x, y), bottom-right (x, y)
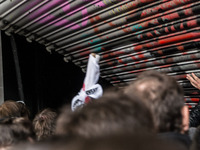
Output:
top-left (56, 91), bottom-right (155, 138)
top-left (124, 71), bottom-right (185, 133)
top-left (0, 117), bottom-right (34, 149)
top-left (33, 108), bottom-right (58, 141)
top-left (0, 100), bottom-right (21, 119)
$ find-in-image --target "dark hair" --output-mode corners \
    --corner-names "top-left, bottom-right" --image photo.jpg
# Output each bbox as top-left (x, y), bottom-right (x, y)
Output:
top-left (56, 91), bottom-right (154, 138)
top-left (16, 101), bottom-right (30, 120)
top-left (0, 117), bottom-right (35, 148)
top-left (124, 70), bottom-right (184, 133)
top-left (33, 108), bottom-right (58, 141)
top-left (0, 100), bottom-right (21, 119)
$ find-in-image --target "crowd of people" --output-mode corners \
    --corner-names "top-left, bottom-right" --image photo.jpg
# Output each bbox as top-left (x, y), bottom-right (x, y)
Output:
top-left (0, 70), bottom-right (200, 150)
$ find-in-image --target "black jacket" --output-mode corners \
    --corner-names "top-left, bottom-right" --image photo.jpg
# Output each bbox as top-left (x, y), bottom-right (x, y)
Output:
top-left (190, 126), bottom-right (200, 150)
top-left (158, 132), bottom-right (191, 150)
top-left (190, 102), bottom-right (200, 127)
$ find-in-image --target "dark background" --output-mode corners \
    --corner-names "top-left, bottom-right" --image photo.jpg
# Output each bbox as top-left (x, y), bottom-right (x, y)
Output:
top-left (1, 31), bottom-right (112, 118)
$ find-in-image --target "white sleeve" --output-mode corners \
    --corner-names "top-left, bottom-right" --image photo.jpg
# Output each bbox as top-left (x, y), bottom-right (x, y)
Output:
top-left (71, 54), bottom-right (103, 111)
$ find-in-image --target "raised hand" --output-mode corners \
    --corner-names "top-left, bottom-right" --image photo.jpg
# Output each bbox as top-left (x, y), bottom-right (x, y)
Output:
top-left (186, 73), bottom-right (200, 90)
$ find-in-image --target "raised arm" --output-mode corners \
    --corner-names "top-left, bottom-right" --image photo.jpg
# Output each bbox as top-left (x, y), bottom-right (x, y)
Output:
top-left (186, 73), bottom-right (200, 127)
top-left (71, 53), bottom-right (103, 111)
top-left (186, 73), bottom-right (200, 90)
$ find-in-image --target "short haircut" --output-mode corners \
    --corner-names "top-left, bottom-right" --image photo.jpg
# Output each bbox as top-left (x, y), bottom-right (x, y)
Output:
top-left (0, 100), bottom-right (21, 119)
top-left (0, 117), bottom-right (34, 148)
top-left (56, 91), bottom-right (155, 138)
top-left (124, 71), bottom-right (184, 133)
top-left (33, 108), bottom-right (57, 141)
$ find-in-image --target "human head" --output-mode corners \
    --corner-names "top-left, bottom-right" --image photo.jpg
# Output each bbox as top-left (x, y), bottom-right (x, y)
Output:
top-left (0, 117), bottom-right (35, 149)
top-left (124, 70), bottom-right (189, 133)
top-left (0, 100), bottom-right (21, 119)
top-left (56, 91), bottom-right (155, 138)
top-left (33, 108), bottom-right (58, 141)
